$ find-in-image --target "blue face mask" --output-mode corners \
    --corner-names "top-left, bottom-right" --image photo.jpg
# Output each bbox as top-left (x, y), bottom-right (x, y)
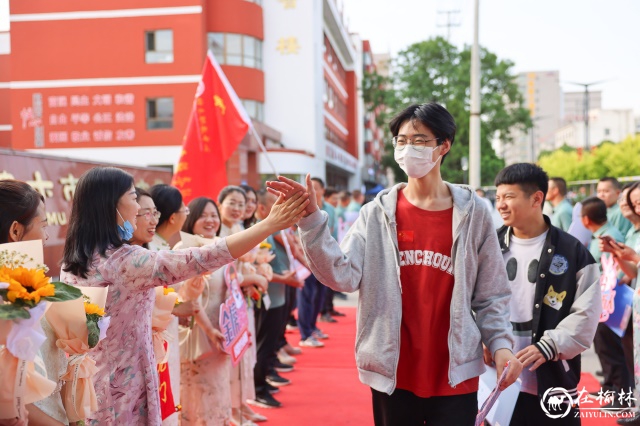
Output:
top-left (116, 209), bottom-right (134, 240)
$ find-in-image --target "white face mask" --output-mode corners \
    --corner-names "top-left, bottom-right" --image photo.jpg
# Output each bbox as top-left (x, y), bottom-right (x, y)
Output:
top-left (394, 145), bottom-right (442, 179)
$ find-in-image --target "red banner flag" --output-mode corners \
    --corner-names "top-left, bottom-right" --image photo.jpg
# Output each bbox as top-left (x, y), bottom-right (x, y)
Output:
top-left (172, 52), bottom-right (251, 203)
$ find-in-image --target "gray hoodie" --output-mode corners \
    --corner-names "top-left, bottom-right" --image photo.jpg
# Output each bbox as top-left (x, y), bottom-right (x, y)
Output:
top-left (298, 182), bottom-right (514, 394)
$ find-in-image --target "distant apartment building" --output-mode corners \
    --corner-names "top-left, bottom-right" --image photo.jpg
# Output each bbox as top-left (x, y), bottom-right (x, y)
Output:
top-left (501, 71), bottom-right (561, 165)
top-left (563, 90), bottom-right (602, 124)
top-left (554, 108), bottom-right (635, 149)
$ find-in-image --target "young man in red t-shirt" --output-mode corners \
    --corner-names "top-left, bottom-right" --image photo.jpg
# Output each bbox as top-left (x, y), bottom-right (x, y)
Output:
top-left (267, 103), bottom-right (523, 425)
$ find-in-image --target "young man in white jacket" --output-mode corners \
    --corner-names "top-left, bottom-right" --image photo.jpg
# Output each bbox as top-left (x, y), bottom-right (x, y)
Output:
top-left (267, 102), bottom-right (522, 426)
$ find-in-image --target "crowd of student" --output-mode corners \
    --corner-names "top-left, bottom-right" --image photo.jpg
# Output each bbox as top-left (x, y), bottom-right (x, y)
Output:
top-left (0, 169), bottom-right (365, 426)
top-left (3, 101), bottom-right (640, 426)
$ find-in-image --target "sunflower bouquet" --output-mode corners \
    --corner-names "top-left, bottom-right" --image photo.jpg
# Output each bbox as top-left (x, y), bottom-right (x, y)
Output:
top-left (152, 286), bottom-right (181, 363)
top-left (46, 287), bottom-right (110, 422)
top-left (0, 241), bottom-right (82, 420)
top-left (0, 256), bottom-right (82, 320)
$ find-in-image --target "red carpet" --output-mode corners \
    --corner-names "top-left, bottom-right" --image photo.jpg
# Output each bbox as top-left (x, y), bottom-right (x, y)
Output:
top-left (251, 307), bottom-right (630, 425)
top-left (252, 307), bottom-right (373, 425)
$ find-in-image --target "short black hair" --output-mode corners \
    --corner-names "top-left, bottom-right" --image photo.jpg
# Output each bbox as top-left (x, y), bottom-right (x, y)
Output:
top-left (150, 184), bottom-right (183, 228)
top-left (581, 196), bottom-right (608, 225)
top-left (63, 167), bottom-right (134, 278)
top-left (494, 163), bottom-right (549, 200)
top-left (324, 187), bottom-right (338, 198)
top-left (549, 177), bottom-right (567, 197)
top-left (256, 187), bottom-right (272, 206)
top-left (599, 177), bottom-right (621, 190)
top-left (389, 102), bottom-right (456, 165)
top-left (310, 177), bottom-right (325, 189)
top-left (182, 197), bottom-right (220, 237)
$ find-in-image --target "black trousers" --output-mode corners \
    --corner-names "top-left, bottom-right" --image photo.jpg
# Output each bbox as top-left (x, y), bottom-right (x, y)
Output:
top-left (510, 392), bottom-right (580, 426)
top-left (371, 388), bottom-right (477, 426)
top-left (321, 287), bottom-right (335, 315)
top-left (278, 285), bottom-right (298, 350)
top-left (594, 322), bottom-right (633, 391)
top-left (253, 303), bottom-right (287, 395)
top-left (622, 314), bottom-right (635, 391)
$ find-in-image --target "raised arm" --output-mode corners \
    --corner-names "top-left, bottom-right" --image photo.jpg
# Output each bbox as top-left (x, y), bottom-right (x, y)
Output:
top-left (268, 174), bottom-right (366, 293)
top-left (99, 192), bottom-right (310, 290)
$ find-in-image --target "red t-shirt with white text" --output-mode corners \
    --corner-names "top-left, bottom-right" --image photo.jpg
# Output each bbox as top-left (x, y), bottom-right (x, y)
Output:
top-left (395, 189), bottom-right (479, 397)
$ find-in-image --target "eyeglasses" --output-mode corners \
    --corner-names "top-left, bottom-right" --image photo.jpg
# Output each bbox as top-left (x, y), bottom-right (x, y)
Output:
top-left (136, 209), bottom-right (161, 221)
top-left (179, 207), bottom-right (190, 216)
top-left (392, 136), bottom-right (440, 151)
top-left (223, 201), bottom-right (245, 210)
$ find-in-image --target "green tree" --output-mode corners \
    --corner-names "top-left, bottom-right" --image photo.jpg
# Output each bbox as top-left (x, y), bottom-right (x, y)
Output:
top-left (539, 136), bottom-right (640, 181)
top-left (373, 37), bottom-right (531, 185)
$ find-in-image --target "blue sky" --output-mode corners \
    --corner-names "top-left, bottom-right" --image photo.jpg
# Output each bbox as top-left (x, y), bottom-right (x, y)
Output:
top-left (343, 0), bottom-right (640, 114)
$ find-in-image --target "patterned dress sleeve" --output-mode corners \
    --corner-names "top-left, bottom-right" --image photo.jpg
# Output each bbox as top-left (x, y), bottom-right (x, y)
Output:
top-left (98, 238), bottom-right (235, 292)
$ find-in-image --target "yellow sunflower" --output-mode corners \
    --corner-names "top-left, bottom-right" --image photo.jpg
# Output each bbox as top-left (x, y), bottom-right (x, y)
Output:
top-left (84, 302), bottom-right (105, 316)
top-left (13, 267), bottom-right (51, 290)
top-left (23, 284), bottom-right (55, 304)
top-left (0, 266), bottom-right (54, 303)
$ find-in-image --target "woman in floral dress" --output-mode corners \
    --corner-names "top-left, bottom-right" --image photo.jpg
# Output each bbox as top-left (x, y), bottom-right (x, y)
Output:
top-left (60, 167), bottom-right (309, 425)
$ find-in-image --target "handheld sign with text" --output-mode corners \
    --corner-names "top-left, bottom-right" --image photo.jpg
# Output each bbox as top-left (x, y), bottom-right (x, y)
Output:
top-left (599, 254), bottom-right (618, 323)
top-left (219, 263), bottom-right (250, 366)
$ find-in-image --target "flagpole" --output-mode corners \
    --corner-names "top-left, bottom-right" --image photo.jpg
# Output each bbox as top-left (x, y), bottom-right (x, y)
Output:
top-left (249, 124), bottom-right (279, 177)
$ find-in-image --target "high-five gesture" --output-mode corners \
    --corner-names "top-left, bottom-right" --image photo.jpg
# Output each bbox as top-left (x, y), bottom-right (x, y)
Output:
top-left (266, 174), bottom-right (318, 218)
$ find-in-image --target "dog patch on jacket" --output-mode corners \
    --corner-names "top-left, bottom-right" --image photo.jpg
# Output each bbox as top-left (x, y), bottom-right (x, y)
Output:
top-left (549, 254), bottom-right (569, 276)
top-left (543, 285), bottom-right (566, 310)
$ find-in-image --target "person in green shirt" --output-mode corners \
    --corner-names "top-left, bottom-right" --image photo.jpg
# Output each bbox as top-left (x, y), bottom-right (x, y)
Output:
top-left (547, 177), bottom-right (573, 231)
top-left (346, 189), bottom-right (364, 212)
top-left (598, 177), bottom-right (633, 237)
top-left (335, 190), bottom-right (351, 223)
top-left (581, 196), bottom-right (631, 404)
top-left (582, 196), bottom-right (625, 268)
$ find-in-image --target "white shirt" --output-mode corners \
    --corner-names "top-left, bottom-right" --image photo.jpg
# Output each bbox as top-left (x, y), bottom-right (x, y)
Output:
top-left (503, 230), bottom-right (548, 395)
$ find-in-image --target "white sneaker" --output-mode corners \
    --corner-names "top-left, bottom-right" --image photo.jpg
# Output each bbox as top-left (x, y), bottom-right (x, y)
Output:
top-left (278, 348), bottom-right (297, 365)
top-left (313, 329), bottom-right (329, 340)
top-left (299, 337), bottom-right (324, 348)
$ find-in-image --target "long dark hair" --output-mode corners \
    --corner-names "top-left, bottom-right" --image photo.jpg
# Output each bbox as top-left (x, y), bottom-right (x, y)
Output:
top-left (182, 197), bottom-right (220, 236)
top-left (62, 167), bottom-right (134, 278)
top-left (150, 184), bottom-right (183, 228)
top-left (0, 180), bottom-right (45, 244)
top-left (240, 184), bottom-right (257, 229)
top-left (626, 181), bottom-right (640, 218)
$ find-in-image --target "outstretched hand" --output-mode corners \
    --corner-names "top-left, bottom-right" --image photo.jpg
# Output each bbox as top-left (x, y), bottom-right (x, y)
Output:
top-left (264, 190), bottom-right (309, 231)
top-left (266, 174), bottom-right (318, 218)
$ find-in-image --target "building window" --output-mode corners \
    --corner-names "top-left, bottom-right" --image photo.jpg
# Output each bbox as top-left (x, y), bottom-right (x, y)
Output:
top-left (145, 30), bottom-right (173, 63)
top-left (208, 33), bottom-right (263, 70)
top-left (146, 98), bottom-right (173, 130)
top-left (244, 0), bottom-right (262, 4)
top-left (241, 99), bottom-right (264, 122)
